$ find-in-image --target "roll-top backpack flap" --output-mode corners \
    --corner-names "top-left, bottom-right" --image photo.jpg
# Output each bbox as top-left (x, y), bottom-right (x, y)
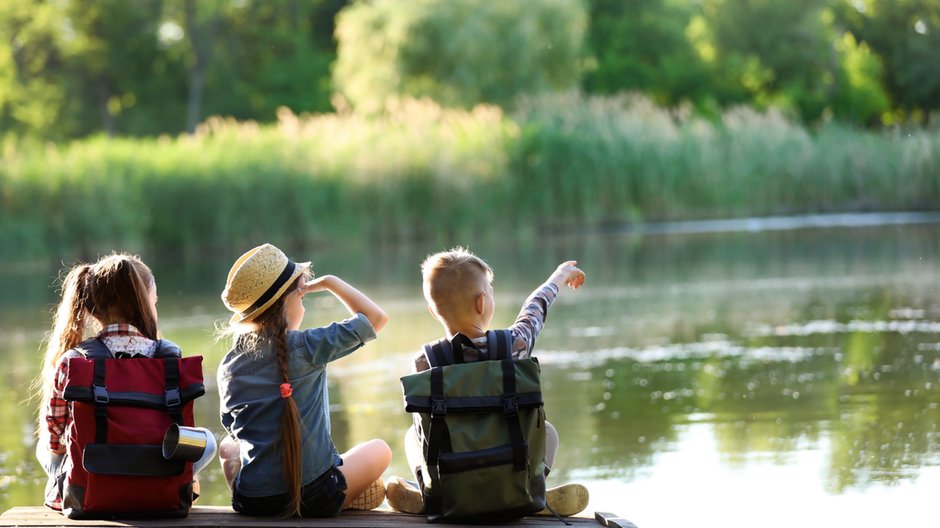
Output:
top-left (64, 357), bottom-right (205, 409)
top-left (400, 332), bottom-right (547, 523)
top-left (402, 358), bottom-right (543, 411)
top-left (60, 344), bottom-right (204, 519)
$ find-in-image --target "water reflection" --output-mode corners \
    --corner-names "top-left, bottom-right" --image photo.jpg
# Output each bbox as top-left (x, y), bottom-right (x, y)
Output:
top-left (1, 224), bottom-right (939, 524)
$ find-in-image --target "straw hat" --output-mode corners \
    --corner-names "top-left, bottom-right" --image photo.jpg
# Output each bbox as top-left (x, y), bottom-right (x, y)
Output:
top-left (221, 244), bottom-right (310, 323)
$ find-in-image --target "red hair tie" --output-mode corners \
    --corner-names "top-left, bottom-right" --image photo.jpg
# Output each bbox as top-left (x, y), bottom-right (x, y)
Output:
top-left (279, 382), bottom-right (293, 399)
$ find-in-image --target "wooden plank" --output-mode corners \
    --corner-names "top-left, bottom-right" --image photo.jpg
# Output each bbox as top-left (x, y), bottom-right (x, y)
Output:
top-left (595, 511), bottom-right (639, 528)
top-left (1, 506), bottom-right (608, 527)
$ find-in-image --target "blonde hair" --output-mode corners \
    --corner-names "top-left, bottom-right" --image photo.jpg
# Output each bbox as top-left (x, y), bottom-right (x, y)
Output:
top-left (37, 253), bottom-right (157, 430)
top-left (221, 271), bottom-right (310, 517)
top-left (421, 247), bottom-right (493, 323)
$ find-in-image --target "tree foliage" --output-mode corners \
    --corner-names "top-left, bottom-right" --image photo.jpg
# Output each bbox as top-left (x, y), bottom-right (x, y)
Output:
top-left (586, 0), bottom-right (896, 124)
top-left (0, 1), bottom-right (69, 139)
top-left (583, 0), bottom-right (713, 109)
top-left (333, 0), bottom-right (587, 113)
top-left (0, 0), bottom-right (935, 139)
top-left (0, 0), bottom-right (343, 139)
top-left (836, 0), bottom-right (940, 120)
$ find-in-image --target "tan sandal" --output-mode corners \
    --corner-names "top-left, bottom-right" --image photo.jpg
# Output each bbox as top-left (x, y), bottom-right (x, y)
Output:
top-left (536, 483), bottom-right (590, 517)
top-left (385, 476), bottom-right (425, 514)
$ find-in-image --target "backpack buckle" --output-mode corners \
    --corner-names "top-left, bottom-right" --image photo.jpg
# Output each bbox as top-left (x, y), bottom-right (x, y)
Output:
top-left (502, 395), bottom-right (519, 416)
top-left (165, 387), bottom-right (181, 407)
top-left (93, 385), bottom-right (109, 404)
top-left (431, 396), bottom-right (447, 416)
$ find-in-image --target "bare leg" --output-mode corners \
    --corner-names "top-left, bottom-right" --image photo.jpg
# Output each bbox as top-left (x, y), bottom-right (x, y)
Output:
top-left (219, 435), bottom-right (241, 491)
top-left (545, 420), bottom-right (558, 473)
top-left (537, 422), bottom-right (589, 517)
top-left (338, 439), bottom-right (392, 509)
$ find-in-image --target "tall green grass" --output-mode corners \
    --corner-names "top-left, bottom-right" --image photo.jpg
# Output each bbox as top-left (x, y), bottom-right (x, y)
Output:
top-left (2, 93), bottom-right (938, 261)
top-left (511, 93), bottom-right (940, 224)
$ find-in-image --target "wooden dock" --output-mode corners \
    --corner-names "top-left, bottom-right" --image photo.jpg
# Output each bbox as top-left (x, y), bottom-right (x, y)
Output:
top-left (0, 506), bottom-right (636, 528)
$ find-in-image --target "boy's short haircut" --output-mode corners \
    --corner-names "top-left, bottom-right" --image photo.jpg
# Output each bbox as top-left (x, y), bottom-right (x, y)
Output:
top-left (422, 248), bottom-right (493, 321)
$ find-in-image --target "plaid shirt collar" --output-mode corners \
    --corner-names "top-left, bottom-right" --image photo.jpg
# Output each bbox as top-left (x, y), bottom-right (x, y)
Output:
top-left (98, 323), bottom-right (146, 338)
top-left (97, 323), bottom-right (157, 358)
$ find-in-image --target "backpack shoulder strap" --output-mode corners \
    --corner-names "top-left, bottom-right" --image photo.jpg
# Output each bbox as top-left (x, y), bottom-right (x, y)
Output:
top-left (154, 339), bottom-right (182, 358)
top-left (422, 338), bottom-right (454, 368)
top-left (486, 329), bottom-right (513, 360)
top-left (76, 338), bottom-right (112, 359)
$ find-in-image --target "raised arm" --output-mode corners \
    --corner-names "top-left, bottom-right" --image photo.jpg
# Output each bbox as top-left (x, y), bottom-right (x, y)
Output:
top-left (302, 275), bottom-right (389, 332)
top-left (509, 261), bottom-right (585, 358)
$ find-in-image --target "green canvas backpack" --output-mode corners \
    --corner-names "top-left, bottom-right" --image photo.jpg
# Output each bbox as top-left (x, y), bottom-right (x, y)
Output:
top-left (401, 330), bottom-right (547, 523)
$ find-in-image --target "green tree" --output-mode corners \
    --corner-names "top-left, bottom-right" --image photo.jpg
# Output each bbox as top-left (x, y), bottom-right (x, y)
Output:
top-left (63, 0), bottom-right (189, 137)
top-left (333, 0), bottom-right (587, 113)
top-left (695, 0), bottom-right (842, 121)
top-left (837, 0), bottom-right (940, 120)
top-left (829, 31), bottom-right (890, 125)
top-left (195, 0), bottom-right (342, 122)
top-left (0, 1), bottom-right (70, 139)
top-left (180, 0), bottom-right (218, 133)
top-left (583, 0), bottom-right (713, 109)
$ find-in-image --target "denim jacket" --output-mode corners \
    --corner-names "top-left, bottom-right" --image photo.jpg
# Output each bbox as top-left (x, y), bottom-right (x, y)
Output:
top-left (218, 313), bottom-right (376, 497)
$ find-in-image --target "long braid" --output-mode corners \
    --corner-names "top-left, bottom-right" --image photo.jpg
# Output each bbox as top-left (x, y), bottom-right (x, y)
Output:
top-left (272, 315), bottom-right (303, 517)
top-left (247, 283), bottom-right (305, 518)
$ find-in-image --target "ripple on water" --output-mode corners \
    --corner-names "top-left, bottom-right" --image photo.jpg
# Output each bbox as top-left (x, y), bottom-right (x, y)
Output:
top-left (535, 343), bottom-right (829, 367)
top-left (747, 319), bottom-right (940, 337)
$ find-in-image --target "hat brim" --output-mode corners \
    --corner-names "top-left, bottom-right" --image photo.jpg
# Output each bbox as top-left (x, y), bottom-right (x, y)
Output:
top-left (229, 261), bottom-right (310, 324)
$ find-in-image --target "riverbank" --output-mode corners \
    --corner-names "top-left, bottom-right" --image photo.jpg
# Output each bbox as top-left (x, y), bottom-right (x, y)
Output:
top-left (2, 93), bottom-right (938, 260)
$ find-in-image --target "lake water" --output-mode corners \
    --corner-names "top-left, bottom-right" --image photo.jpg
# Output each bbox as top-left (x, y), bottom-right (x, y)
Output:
top-left (1, 223), bottom-right (939, 527)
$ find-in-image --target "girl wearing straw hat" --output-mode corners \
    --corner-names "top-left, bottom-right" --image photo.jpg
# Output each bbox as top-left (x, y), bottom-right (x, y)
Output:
top-left (217, 244), bottom-right (391, 518)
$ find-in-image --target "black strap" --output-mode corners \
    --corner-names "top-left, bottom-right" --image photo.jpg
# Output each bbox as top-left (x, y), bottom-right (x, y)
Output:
top-left (486, 331), bottom-right (499, 359)
top-left (449, 335), bottom-right (468, 364)
top-left (500, 330), bottom-right (512, 359)
top-left (163, 358), bottom-right (183, 425)
top-left (487, 329), bottom-right (512, 360)
top-left (92, 358), bottom-right (109, 444)
top-left (501, 359), bottom-right (527, 471)
top-left (425, 367), bottom-right (447, 467)
top-left (84, 339), bottom-right (112, 444)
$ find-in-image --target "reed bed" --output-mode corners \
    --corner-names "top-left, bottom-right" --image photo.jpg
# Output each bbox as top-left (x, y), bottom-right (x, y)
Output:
top-left (2, 93), bottom-right (938, 260)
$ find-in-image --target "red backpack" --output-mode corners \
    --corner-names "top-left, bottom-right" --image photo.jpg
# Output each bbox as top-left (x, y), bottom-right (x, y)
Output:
top-left (58, 338), bottom-right (204, 519)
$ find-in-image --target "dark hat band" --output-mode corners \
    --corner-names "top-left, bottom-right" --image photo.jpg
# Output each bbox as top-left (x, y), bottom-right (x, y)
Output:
top-left (242, 260), bottom-right (296, 317)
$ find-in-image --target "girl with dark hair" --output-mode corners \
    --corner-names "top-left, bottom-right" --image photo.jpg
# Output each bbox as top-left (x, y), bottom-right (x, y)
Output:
top-left (217, 244), bottom-right (391, 518)
top-left (36, 252), bottom-right (216, 509)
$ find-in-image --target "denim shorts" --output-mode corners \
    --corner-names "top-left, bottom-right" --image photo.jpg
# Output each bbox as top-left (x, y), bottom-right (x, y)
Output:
top-left (232, 465), bottom-right (347, 517)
